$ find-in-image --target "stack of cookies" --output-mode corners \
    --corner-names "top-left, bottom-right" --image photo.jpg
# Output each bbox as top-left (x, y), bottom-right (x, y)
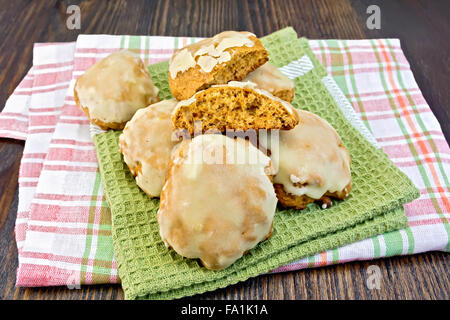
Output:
top-left (74, 31), bottom-right (351, 270)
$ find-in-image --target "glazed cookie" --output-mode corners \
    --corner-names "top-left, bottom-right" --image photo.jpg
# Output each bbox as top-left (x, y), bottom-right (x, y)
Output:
top-left (243, 62), bottom-right (295, 102)
top-left (168, 31), bottom-right (268, 100)
top-left (260, 109), bottom-right (351, 210)
top-left (171, 81), bottom-right (299, 135)
top-left (119, 99), bottom-right (179, 198)
top-left (74, 50), bottom-right (160, 130)
top-left (157, 134), bottom-right (277, 270)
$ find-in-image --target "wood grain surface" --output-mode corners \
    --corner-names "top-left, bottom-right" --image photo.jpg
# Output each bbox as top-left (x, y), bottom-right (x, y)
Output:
top-left (0, 0), bottom-right (449, 300)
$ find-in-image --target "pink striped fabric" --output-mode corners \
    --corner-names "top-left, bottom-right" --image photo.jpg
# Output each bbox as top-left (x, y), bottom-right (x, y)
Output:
top-left (0, 71), bottom-right (33, 140)
top-left (273, 39), bottom-right (449, 271)
top-left (2, 43), bottom-right (77, 284)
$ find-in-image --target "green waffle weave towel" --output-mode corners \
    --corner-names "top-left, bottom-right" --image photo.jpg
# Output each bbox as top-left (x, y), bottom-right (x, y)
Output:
top-left (93, 27), bottom-right (419, 299)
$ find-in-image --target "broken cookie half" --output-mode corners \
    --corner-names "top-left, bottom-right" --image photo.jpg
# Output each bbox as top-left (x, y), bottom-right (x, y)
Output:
top-left (171, 81), bottom-right (299, 135)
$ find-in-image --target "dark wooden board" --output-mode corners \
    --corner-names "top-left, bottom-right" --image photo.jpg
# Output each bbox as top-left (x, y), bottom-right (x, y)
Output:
top-left (0, 0), bottom-right (449, 300)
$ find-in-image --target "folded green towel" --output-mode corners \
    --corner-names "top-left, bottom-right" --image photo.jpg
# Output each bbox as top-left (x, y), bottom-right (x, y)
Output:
top-left (93, 27), bottom-right (419, 299)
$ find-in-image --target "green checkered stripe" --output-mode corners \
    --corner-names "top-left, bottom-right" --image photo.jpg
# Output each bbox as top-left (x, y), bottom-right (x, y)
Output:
top-left (79, 172), bottom-right (116, 284)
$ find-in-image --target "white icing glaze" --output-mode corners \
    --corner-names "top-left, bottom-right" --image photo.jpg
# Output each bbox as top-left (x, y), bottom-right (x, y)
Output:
top-left (197, 55), bottom-right (219, 73)
top-left (157, 134), bottom-right (277, 270)
top-left (244, 62), bottom-right (294, 95)
top-left (260, 109), bottom-right (351, 199)
top-left (290, 174), bottom-right (302, 184)
top-left (217, 51), bottom-right (231, 63)
top-left (118, 99), bottom-right (179, 198)
top-left (169, 31), bottom-right (255, 78)
top-left (169, 48), bottom-right (197, 78)
top-left (194, 44), bottom-right (219, 57)
top-left (75, 50), bottom-right (159, 124)
top-left (214, 32), bottom-right (254, 52)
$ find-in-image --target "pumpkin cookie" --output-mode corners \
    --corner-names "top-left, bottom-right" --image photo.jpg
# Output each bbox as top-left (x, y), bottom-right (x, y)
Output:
top-left (169, 31), bottom-right (268, 100)
top-left (74, 50), bottom-right (159, 130)
top-left (244, 62), bottom-right (295, 102)
top-left (260, 109), bottom-right (352, 210)
top-left (119, 99), bottom-right (179, 198)
top-left (157, 134), bottom-right (277, 270)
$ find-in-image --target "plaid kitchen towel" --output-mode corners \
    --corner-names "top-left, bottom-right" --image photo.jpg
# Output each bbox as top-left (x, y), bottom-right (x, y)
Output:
top-left (0, 28), bottom-right (447, 289)
top-left (0, 41), bottom-right (77, 280)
